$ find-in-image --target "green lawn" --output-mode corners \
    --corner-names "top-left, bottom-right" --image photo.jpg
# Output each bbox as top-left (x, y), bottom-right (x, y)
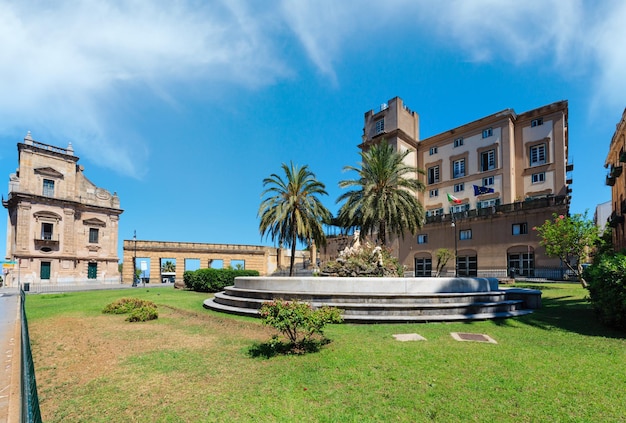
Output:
top-left (26, 284), bottom-right (626, 422)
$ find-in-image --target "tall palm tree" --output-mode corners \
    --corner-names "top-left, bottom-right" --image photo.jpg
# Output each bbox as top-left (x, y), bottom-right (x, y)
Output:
top-left (259, 162), bottom-right (332, 276)
top-left (336, 142), bottom-right (426, 246)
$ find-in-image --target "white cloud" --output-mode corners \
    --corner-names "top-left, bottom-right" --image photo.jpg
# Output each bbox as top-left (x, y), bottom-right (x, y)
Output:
top-left (1, 0), bottom-right (624, 177)
top-left (0, 0), bottom-right (291, 177)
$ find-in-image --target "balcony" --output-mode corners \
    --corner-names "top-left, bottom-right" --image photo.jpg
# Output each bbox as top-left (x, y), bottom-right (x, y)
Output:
top-left (34, 233), bottom-right (59, 250)
top-left (612, 165), bottom-right (623, 177)
top-left (423, 195), bottom-right (568, 225)
top-left (606, 174), bottom-right (616, 186)
top-left (608, 211), bottom-right (625, 228)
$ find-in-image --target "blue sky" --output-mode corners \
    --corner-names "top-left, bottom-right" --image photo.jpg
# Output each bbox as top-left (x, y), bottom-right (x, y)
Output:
top-left (1, 0), bottom-right (625, 259)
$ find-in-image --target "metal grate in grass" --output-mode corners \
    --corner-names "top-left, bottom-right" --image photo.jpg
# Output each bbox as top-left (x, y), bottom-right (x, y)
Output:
top-left (450, 332), bottom-right (497, 344)
top-left (392, 333), bottom-right (426, 341)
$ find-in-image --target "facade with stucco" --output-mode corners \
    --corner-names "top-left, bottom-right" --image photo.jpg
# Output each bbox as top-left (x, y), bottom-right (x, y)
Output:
top-left (322, 97), bottom-right (572, 278)
top-left (3, 133), bottom-right (123, 287)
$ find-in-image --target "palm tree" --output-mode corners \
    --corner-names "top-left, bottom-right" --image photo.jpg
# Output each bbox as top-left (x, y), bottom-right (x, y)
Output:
top-left (259, 162), bottom-right (332, 276)
top-left (161, 260), bottom-right (176, 273)
top-left (336, 142), bottom-right (425, 246)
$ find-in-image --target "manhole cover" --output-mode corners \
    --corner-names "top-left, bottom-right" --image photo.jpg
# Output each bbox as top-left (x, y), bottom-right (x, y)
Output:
top-left (450, 332), bottom-right (497, 344)
top-left (393, 333), bottom-right (426, 342)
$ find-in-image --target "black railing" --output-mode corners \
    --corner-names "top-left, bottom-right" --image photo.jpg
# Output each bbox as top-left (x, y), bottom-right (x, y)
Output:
top-left (20, 289), bottom-right (42, 423)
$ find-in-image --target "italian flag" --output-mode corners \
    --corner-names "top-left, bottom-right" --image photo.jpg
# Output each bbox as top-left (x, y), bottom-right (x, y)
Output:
top-left (447, 193), bottom-right (462, 204)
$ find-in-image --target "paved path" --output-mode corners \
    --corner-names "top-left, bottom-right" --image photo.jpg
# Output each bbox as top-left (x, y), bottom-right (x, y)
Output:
top-left (0, 287), bottom-right (20, 423)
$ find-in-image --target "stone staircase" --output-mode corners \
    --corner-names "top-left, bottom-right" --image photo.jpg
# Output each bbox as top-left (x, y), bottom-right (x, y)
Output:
top-left (203, 279), bottom-right (539, 323)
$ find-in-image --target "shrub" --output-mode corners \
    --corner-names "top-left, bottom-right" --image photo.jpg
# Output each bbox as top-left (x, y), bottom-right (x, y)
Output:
top-left (102, 298), bottom-right (158, 322)
top-left (258, 299), bottom-right (343, 353)
top-left (584, 253), bottom-right (626, 330)
top-left (183, 268), bottom-right (259, 292)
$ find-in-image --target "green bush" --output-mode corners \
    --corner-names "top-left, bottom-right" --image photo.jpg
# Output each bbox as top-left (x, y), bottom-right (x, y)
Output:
top-left (183, 268), bottom-right (259, 292)
top-left (584, 253), bottom-right (626, 330)
top-left (258, 299), bottom-right (343, 353)
top-left (102, 298), bottom-right (158, 322)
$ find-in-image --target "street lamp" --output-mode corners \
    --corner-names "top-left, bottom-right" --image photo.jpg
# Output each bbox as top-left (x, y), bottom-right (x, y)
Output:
top-left (132, 230), bottom-right (137, 287)
top-left (451, 217), bottom-right (458, 277)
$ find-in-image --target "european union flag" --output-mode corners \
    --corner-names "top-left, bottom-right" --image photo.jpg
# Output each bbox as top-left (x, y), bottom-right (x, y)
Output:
top-left (473, 185), bottom-right (495, 196)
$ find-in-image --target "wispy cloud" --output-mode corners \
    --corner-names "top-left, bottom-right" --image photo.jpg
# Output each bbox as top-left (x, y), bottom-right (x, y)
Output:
top-left (1, 0), bottom-right (624, 177)
top-left (0, 0), bottom-right (290, 177)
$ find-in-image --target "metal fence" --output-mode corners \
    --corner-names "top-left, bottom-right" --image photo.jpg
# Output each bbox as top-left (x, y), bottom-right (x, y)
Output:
top-left (413, 267), bottom-right (578, 282)
top-left (20, 289), bottom-right (42, 423)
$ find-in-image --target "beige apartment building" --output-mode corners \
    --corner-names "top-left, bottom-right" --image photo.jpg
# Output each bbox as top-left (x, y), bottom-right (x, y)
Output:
top-left (3, 133), bottom-right (123, 287)
top-left (604, 108), bottom-right (626, 251)
top-left (324, 97), bottom-right (571, 278)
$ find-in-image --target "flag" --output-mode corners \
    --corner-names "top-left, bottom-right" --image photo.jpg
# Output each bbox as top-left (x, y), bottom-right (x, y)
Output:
top-left (473, 185), bottom-right (495, 196)
top-left (447, 193), bottom-right (462, 204)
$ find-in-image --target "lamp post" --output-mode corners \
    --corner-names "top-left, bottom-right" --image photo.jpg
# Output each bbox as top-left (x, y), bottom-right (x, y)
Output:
top-left (132, 230), bottom-right (137, 287)
top-left (451, 217), bottom-right (458, 277)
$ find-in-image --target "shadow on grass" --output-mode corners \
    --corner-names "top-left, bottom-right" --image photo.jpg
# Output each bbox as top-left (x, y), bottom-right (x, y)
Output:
top-left (247, 337), bottom-right (331, 359)
top-left (514, 294), bottom-right (626, 339)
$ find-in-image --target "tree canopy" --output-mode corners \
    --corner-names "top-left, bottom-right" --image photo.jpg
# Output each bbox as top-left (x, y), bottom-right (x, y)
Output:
top-left (336, 142), bottom-right (425, 246)
top-left (258, 162), bottom-right (332, 276)
top-left (533, 212), bottom-right (600, 287)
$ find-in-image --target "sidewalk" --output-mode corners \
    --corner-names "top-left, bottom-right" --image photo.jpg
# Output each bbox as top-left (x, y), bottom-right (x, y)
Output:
top-left (0, 286), bottom-right (20, 423)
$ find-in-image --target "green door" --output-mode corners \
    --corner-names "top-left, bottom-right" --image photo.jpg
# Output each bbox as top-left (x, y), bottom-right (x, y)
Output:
top-left (40, 262), bottom-right (51, 280)
top-left (88, 263), bottom-right (97, 279)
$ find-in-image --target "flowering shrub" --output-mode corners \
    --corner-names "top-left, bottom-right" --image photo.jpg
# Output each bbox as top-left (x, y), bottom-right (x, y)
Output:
top-left (259, 299), bottom-right (343, 351)
top-left (533, 212), bottom-right (599, 287)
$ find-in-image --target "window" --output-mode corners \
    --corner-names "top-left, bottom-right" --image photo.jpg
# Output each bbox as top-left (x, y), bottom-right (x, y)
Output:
top-left (450, 203), bottom-right (469, 214)
top-left (482, 128), bottom-right (493, 138)
top-left (459, 229), bottom-right (472, 240)
top-left (530, 144), bottom-right (546, 166)
top-left (453, 159), bottom-right (465, 178)
top-left (531, 118), bottom-right (543, 127)
top-left (40, 261), bottom-right (51, 280)
top-left (508, 253), bottom-right (534, 277)
top-left (531, 172), bottom-right (545, 183)
top-left (478, 198), bottom-right (500, 209)
top-left (454, 137), bottom-right (464, 148)
top-left (89, 228), bottom-right (99, 243)
top-left (483, 176), bottom-right (494, 186)
top-left (375, 119), bottom-right (385, 134)
top-left (417, 234), bottom-right (428, 244)
top-left (41, 223), bottom-right (53, 240)
top-left (88, 262), bottom-right (97, 279)
top-left (414, 257), bottom-right (432, 277)
top-left (43, 179), bottom-right (55, 197)
top-left (480, 149), bottom-right (496, 171)
top-left (429, 189), bottom-right (439, 198)
top-left (426, 208), bottom-right (444, 217)
top-left (454, 183), bottom-right (464, 193)
top-left (512, 223), bottom-right (528, 235)
top-left (427, 165), bottom-right (440, 184)
top-left (429, 147), bottom-right (438, 155)
top-left (457, 255), bottom-right (477, 277)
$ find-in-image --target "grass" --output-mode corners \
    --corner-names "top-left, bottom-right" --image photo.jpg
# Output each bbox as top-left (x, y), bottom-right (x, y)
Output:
top-left (26, 284), bottom-right (626, 422)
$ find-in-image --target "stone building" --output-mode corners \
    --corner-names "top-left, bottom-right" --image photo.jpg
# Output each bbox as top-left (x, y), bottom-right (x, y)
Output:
top-left (604, 108), bottom-right (626, 250)
top-left (323, 97), bottom-right (572, 278)
top-left (3, 133), bottom-right (123, 287)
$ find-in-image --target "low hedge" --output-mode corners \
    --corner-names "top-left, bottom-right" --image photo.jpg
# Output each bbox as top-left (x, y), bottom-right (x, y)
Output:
top-left (183, 268), bottom-right (259, 292)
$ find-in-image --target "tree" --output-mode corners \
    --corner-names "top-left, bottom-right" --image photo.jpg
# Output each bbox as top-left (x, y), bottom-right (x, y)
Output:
top-left (435, 248), bottom-right (454, 277)
top-left (336, 142), bottom-right (425, 246)
top-left (259, 162), bottom-right (332, 276)
top-left (533, 212), bottom-right (600, 288)
top-left (161, 260), bottom-right (176, 273)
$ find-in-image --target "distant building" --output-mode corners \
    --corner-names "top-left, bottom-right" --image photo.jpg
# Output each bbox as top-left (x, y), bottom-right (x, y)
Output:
top-left (323, 97), bottom-right (572, 278)
top-left (594, 201), bottom-right (612, 235)
top-left (604, 108), bottom-right (626, 250)
top-left (3, 133), bottom-right (123, 287)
